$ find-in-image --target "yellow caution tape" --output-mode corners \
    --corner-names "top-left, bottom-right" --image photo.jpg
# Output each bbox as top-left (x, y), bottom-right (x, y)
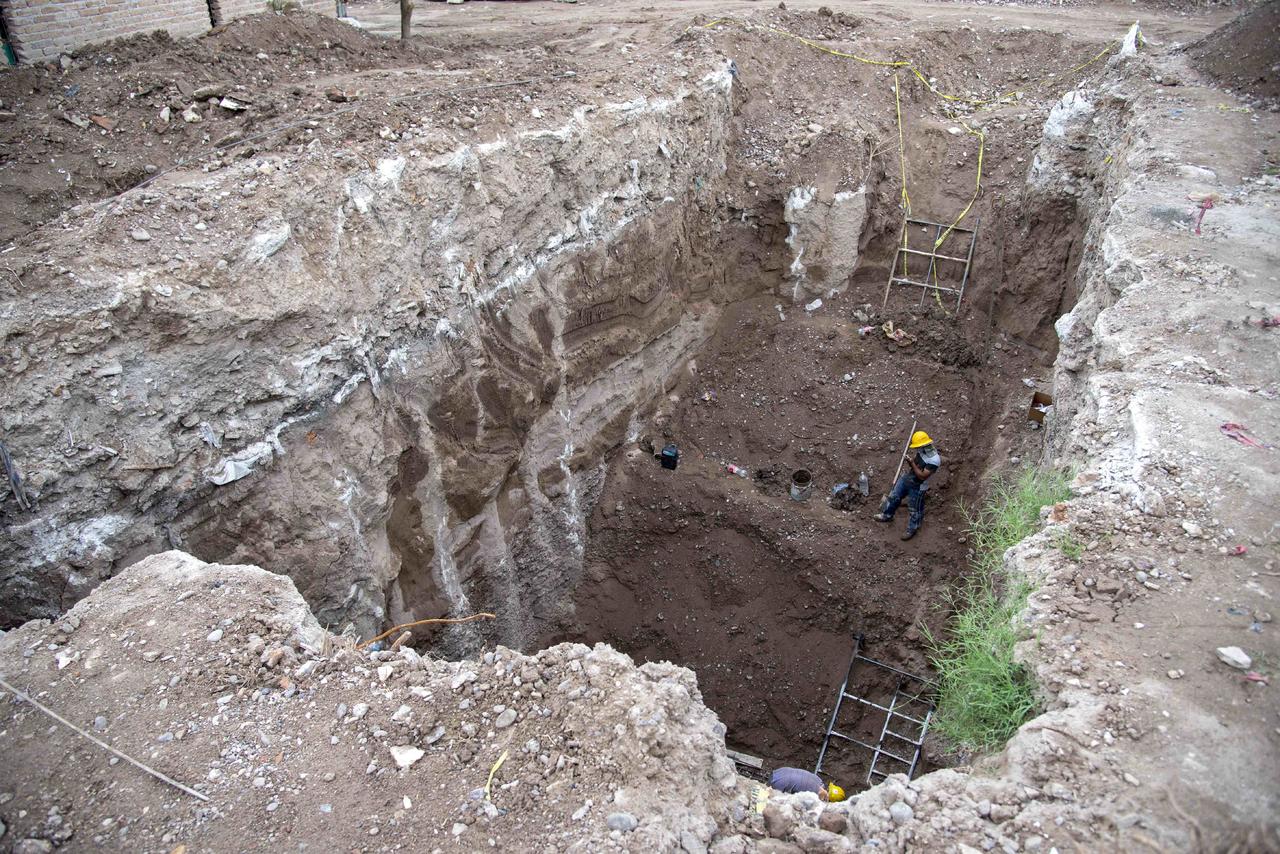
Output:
top-left (694, 17), bottom-right (1135, 312)
top-left (696, 18), bottom-right (1128, 111)
top-left (484, 749), bottom-right (509, 800)
top-left (893, 73), bottom-right (911, 280)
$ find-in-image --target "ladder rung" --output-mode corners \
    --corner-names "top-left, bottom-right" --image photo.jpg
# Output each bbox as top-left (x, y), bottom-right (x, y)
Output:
top-left (885, 730), bottom-right (924, 745)
top-left (896, 247), bottom-right (971, 264)
top-left (844, 694), bottom-right (929, 726)
top-left (867, 746), bottom-right (915, 766)
top-left (890, 277), bottom-right (961, 294)
top-left (905, 217), bottom-right (975, 233)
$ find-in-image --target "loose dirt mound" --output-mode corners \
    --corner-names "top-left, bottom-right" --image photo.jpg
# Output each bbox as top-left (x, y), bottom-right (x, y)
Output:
top-left (1187, 0), bottom-right (1280, 104)
top-left (0, 551), bottom-right (740, 851)
top-left (0, 9), bottom-right (550, 245)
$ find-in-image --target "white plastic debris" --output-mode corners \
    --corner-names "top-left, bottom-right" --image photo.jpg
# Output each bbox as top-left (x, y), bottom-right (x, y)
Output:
top-left (205, 442), bottom-right (274, 486)
top-left (1119, 22), bottom-right (1142, 58)
top-left (1216, 646), bottom-right (1251, 670)
top-left (804, 298), bottom-right (823, 313)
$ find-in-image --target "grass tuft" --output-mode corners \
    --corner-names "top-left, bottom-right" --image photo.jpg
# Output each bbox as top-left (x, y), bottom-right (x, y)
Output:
top-left (924, 466), bottom-right (1072, 753)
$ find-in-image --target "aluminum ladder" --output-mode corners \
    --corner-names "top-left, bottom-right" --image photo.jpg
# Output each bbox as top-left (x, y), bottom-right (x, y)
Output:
top-left (814, 633), bottom-right (937, 787)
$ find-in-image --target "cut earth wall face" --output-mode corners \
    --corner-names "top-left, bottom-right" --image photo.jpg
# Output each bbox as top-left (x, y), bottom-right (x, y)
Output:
top-left (1, 0), bottom-right (334, 63)
top-left (0, 56), bottom-right (740, 651)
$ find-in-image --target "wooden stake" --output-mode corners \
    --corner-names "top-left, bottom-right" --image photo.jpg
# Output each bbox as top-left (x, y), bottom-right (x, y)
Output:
top-left (891, 418), bottom-right (918, 489)
top-left (400, 0), bottom-right (414, 40)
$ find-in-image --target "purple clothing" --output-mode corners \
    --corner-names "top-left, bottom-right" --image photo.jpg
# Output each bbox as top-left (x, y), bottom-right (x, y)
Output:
top-left (769, 767), bottom-right (823, 795)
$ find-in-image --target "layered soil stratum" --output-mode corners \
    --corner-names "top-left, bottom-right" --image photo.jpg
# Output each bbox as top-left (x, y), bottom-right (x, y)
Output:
top-left (1, 1), bottom-right (1278, 852)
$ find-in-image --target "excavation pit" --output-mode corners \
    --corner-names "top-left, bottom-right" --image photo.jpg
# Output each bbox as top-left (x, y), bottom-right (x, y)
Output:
top-left (0, 2), bottom-right (1113, 797)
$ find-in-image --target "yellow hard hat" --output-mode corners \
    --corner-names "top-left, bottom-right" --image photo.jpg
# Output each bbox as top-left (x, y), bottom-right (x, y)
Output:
top-left (909, 430), bottom-right (933, 449)
top-left (827, 783), bottom-right (846, 802)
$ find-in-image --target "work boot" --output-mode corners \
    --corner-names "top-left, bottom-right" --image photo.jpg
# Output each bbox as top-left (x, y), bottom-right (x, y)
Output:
top-left (872, 512), bottom-right (891, 523)
top-left (901, 529), bottom-right (918, 541)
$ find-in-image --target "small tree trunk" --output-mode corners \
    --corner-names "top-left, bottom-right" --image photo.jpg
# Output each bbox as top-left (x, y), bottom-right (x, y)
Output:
top-left (400, 0), bottom-right (414, 40)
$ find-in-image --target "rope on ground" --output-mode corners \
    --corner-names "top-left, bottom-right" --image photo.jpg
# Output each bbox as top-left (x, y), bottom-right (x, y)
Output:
top-left (484, 749), bottom-right (510, 800)
top-left (696, 18), bottom-right (1131, 112)
top-left (357, 612), bottom-right (496, 649)
top-left (0, 674), bottom-right (211, 802)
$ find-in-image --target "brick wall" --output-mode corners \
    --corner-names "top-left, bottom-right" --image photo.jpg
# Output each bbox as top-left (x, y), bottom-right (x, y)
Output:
top-left (2, 0), bottom-right (336, 64)
top-left (3, 0), bottom-right (211, 63)
top-left (208, 0), bottom-right (333, 26)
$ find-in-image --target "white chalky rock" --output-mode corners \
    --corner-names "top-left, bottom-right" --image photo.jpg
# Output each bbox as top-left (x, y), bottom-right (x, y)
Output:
top-left (389, 745), bottom-right (424, 769)
top-left (1216, 646), bottom-right (1251, 670)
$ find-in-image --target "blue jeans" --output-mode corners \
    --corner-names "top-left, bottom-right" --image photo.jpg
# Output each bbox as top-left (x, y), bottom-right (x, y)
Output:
top-left (881, 474), bottom-right (926, 533)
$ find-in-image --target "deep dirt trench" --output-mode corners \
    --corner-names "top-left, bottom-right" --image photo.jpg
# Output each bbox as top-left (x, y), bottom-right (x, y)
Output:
top-left (0, 2), bottom-right (1110, 794)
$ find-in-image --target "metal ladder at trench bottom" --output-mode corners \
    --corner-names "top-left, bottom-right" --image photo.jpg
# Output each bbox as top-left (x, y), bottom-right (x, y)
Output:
top-left (881, 217), bottom-right (979, 313)
top-left (814, 634), bottom-right (937, 786)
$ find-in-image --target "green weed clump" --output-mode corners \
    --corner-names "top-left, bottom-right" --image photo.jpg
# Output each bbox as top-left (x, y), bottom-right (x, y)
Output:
top-left (924, 467), bottom-right (1072, 753)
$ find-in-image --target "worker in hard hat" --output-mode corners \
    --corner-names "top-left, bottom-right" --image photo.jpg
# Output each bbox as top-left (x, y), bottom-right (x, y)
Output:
top-left (873, 430), bottom-right (941, 541)
top-left (768, 766), bottom-right (847, 802)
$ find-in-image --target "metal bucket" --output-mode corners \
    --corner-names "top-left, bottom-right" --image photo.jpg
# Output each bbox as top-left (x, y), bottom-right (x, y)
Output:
top-left (790, 468), bottom-right (813, 501)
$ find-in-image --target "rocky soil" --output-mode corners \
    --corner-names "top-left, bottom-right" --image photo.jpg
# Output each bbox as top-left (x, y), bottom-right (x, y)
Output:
top-left (2, 0), bottom-right (1278, 852)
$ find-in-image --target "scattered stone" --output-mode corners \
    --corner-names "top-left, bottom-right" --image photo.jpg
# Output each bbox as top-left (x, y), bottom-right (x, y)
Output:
top-left (889, 801), bottom-right (914, 825)
top-left (494, 708), bottom-right (517, 728)
top-left (817, 809), bottom-right (847, 834)
top-left (93, 715), bottom-right (108, 732)
top-left (15, 841), bottom-right (54, 854)
top-left (193, 84), bottom-right (228, 100)
top-left (61, 112), bottom-right (90, 129)
top-left (130, 228), bottom-right (151, 242)
top-left (206, 628), bottom-right (223, 642)
top-left (1167, 669), bottom-right (1184, 679)
top-left (762, 803), bottom-right (793, 839)
top-left (245, 220), bottom-right (292, 262)
top-left (1216, 646), bottom-right (1251, 670)
top-left (389, 745), bottom-right (425, 769)
top-left (606, 812), bottom-right (638, 832)
top-left (351, 703), bottom-right (369, 720)
top-left (1123, 772), bottom-right (1140, 787)
top-left (182, 106), bottom-right (202, 123)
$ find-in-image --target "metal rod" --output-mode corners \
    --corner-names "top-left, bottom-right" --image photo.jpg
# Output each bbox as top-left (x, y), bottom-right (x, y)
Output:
top-left (956, 217), bottom-right (979, 311)
top-left (855, 653), bottom-right (939, 687)
top-left (827, 731), bottom-right (913, 765)
top-left (891, 420), bottom-right (917, 489)
top-left (814, 633), bottom-right (863, 777)
top-left (898, 247), bottom-right (971, 264)
top-left (905, 217), bottom-right (975, 232)
top-left (890, 277), bottom-right (961, 294)
top-left (867, 686), bottom-right (902, 783)
top-left (882, 219), bottom-right (910, 311)
top-left (841, 693), bottom-right (929, 728)
top-left (919, 223), bottom-right (943, 308)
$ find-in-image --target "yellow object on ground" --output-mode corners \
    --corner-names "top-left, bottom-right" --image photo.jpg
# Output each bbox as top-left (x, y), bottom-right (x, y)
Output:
top-left (910, 431), bottom-right (933, 449)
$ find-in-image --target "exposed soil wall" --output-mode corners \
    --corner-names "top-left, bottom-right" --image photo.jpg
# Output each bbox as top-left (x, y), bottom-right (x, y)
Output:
top-left (0, 50), bottom-right (741, 652)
